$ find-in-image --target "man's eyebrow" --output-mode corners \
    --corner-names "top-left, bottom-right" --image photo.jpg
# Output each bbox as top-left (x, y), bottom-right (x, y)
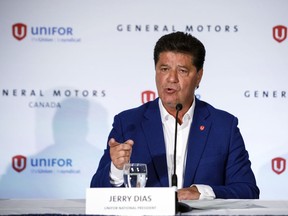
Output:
top-left (177, 64), bottom-right (188, 68)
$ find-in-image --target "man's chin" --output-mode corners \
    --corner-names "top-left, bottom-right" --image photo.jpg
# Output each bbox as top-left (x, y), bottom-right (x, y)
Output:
top-left (161, 99), bottom-right (178, 109)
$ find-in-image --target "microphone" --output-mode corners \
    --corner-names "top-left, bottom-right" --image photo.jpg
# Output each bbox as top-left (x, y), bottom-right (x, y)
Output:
top-left (172, 103), bottom-right (193, 213)
top-left (172, 103), bottom-right (182, 188)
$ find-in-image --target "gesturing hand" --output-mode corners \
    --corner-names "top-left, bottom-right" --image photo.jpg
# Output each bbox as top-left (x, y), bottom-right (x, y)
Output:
top-left (109, 138), bottom-right (134, 170)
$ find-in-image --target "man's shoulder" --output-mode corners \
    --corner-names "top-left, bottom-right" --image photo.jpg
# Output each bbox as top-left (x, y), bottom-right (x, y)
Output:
top-left (117, 98), bottom-right (159, 118)
top-left (196, 99), bottom-right (236, 120)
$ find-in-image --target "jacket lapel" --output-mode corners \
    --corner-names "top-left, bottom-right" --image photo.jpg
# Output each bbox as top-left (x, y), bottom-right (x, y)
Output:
top-left (183, 99), bottom-right (211, 187)
top-left (142, 98), bottom-right (169, 187)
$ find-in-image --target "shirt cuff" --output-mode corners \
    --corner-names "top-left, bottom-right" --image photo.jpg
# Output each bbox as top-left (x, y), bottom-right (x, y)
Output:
top-left (109, 162), bottom-right (124, 186)
top-left (192, 184), bottom-right (216, 200)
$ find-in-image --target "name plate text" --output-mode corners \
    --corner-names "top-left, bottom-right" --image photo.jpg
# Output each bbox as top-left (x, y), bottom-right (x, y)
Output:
top-left (86, 187), bottom-right (175, 215)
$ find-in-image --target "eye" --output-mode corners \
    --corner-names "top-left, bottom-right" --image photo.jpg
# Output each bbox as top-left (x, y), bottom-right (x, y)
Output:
top-left (160, 66), bottom-right (169, 72)
top-left (178, 68), bottom-right (189, 76)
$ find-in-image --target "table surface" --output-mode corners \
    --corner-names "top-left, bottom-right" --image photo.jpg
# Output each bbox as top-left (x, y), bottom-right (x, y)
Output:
top-left (0, 199), bottom-right (288, 215)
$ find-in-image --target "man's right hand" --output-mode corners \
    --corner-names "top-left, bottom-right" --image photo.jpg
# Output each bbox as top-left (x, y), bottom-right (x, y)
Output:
top-left (109, 138), bottom-right (134, 169)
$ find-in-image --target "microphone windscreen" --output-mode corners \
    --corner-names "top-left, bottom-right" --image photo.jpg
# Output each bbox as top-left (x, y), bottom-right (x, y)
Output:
top-left (176, 103), bottom-right (183, 111)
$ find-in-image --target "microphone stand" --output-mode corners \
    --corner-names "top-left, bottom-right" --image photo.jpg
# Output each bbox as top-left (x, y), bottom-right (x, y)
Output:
top-left (172, 104), bottom-right (193, 214)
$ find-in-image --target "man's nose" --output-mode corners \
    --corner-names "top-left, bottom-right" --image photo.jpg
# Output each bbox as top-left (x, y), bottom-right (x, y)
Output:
top-left (167, 70), bottom-right (179, 82)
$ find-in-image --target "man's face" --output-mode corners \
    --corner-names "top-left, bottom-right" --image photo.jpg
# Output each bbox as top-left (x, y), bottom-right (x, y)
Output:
top-left (155, 51), bottom-right (203, 112)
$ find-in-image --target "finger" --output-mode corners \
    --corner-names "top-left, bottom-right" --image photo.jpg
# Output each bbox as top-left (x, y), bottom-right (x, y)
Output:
top-left (115, 155), bottom-right (130, 164)
top-left (109, 140), bottom-right (130, 158)
top-left (109, 138), bottom-right (120, 148)
top-left (109, 138), bottom-right (134, 148)
top-left (115, 149), bottom-right (132, 158)
top-left (124, 139), bottom-right (134, 147)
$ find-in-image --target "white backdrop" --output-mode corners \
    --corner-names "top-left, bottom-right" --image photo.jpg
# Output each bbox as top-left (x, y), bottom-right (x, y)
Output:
top-left (0, 0), bottom-right (287, 199)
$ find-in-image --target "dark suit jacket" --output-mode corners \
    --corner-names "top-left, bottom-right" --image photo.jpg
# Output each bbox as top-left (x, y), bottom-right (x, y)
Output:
top-left (90, 98), bottom-right (260, 199)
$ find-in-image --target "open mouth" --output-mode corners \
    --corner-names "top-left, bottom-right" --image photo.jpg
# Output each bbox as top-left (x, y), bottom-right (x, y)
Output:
top-left (165, 87), bottom-right (177, 94)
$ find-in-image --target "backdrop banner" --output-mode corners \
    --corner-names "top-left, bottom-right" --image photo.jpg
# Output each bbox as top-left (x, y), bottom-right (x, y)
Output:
top-left (0, 0), bottom-right (287, 199)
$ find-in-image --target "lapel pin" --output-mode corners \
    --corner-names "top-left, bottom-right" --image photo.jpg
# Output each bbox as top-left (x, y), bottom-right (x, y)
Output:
top-left (200, 125), bottom-right (205, 131)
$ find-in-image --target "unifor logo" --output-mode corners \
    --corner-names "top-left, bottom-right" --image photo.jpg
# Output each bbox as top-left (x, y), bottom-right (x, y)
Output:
top-left (141, 90), bottom-right (156, 104)
top-left (273, 25), bottom-right (287, 43)
top-left (12, 155), bottom-right (27, 172)
top-left (272, 157), bottom-right (286, 175)
top-left (12, 23), bottom-right (27, 41)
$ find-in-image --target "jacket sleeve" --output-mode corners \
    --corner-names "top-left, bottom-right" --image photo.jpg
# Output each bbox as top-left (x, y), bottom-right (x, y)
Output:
top-left (90, 157), bottom-right (112, 187)
top-left (211, 117), bottom-right (260, 199)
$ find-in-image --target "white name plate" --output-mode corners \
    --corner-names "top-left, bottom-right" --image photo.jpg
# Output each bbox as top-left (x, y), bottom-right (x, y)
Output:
top-left (86, 187), bottom-right (175, 215)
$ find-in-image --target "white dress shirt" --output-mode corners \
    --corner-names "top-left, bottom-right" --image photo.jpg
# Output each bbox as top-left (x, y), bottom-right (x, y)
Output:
top-left (158, 99), bottom-right (193, 188)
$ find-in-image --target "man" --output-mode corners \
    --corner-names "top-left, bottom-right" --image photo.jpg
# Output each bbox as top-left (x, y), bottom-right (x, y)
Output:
top-left (90, 32), bottom-right (260, 200)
